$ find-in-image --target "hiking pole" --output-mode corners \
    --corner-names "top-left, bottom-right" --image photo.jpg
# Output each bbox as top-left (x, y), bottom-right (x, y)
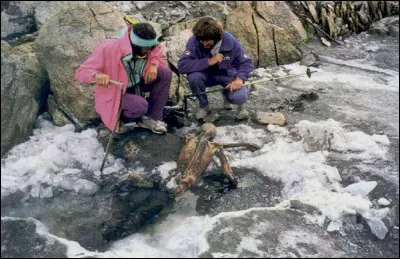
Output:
top-left (91, 80), bottom-right (125, 175)
top-left (183, 68), bottom-right (317, 98)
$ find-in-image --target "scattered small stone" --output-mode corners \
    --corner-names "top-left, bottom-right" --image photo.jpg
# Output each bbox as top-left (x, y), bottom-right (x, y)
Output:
top-left (252, 111), bottom-right (287, 126)
top-left (320, 37), bottom-right (331, 47)
top-left (378, 198), bottom-right (391, 206)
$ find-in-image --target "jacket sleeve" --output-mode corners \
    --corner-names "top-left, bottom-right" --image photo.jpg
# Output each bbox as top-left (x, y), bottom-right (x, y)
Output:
top-left (177, 37), bottom-right (210, 74)
top-left (148, 44), bottom-right (167, 68)
top-left (233, 41), bottom-right (254, 82)
top-left (74, 40), bottom-right (107, 84)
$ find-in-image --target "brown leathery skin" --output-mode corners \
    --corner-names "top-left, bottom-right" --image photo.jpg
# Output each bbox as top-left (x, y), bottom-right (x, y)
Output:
top-left (173, 123), bottom-right (260, 196)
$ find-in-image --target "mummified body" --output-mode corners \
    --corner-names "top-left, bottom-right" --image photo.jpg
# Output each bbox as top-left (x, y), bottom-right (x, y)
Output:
top-left (173, 123), bottom-right (261, 196)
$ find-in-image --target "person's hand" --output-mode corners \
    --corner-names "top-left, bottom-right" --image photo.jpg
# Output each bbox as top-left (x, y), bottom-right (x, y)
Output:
top-left (208, 53), bottom-right (224, 66)
top-left (144, 64), bottom-right (158, 84)
top-left (225, 77), bottom-right (244, 93)
top-left (95, 73), bottom-right (110, 87)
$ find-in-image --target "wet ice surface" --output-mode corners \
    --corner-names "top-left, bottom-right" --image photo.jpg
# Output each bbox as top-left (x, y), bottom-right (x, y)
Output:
top-left (1, 32), bottom-right (399, 257)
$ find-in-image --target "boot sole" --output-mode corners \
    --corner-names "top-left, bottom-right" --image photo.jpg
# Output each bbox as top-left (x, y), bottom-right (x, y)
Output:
top-left (137, 123), bottom-right (167, 134)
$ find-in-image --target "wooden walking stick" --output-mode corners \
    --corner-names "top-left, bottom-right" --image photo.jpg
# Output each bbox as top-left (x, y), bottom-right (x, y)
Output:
top-left (91, 80), bottom-right (126, 175)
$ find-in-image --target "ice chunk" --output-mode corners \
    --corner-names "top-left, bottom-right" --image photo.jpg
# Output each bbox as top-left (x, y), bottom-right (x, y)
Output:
top-left (30, 184), bottom-right (40, 198)
top-left (378, 198), bottom-right (390, 206)
top-left (327, 220), bottom-right (342, 232)
top-left (344, 181), bottom-right (377, 197)
top-left (366, 217), bottom-right (388, 239)
top-left (73, 179), bottom-right (99, 195)
top-left (53, 174), bottom-right (76, 190)
top-left (371, 135), bottom-right (390, 146)
top-left (39, 186), bottom-right (53, 198)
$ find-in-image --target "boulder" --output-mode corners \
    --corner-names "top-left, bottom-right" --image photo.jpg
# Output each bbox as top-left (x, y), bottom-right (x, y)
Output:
top-left (226, 1), bottom-right (307, 67)
top-left (226, 2), bottom-right (259, 66)
top-left (1, 40), bottom-right (47, 156)
top-left (1, 1), bottom-right (36, 43)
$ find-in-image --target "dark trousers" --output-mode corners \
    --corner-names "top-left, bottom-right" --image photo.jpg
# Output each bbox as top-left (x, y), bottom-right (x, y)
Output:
top-left (187, 70), bottom-right (248, 108)
top-left (121, 66), bottom-right (172, 122)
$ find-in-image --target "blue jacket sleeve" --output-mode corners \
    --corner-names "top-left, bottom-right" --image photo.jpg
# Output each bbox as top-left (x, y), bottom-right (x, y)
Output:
top-left (233, 41), bottom-right (254, 81)
top-left (178, 37), bottom-right (210, 74)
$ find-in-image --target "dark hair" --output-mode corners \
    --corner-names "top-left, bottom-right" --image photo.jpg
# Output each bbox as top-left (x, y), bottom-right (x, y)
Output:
top-left (192, 16), bottom-right (223, 42)
top-left (132, 23), bottom-right (156, 40)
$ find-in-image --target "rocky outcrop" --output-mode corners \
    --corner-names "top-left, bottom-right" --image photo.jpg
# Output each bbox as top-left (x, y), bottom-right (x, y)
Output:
top-left (1, 1), bottom-right (36, 44)
top-left (1, 40), bottom-right (47, 156)
top-left (226, 1), bottom-right (308, 67)
top-left (288, 1), bottom-right (399, 42)
top-left (369, 15), bottom-right (399, 38)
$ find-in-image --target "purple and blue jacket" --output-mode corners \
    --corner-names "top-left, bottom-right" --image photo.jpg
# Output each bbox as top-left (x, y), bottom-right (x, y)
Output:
top-left (177, 31), bottom-right (254, 81)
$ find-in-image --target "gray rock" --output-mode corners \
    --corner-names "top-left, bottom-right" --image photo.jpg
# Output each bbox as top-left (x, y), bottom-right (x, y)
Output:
top-left (389, 25), bottom-right (399, 38)
top-left (300, 52), bottom-right (320, 67)
top-left (1, 41), bottom-right (47, 156)
top-left (33, 1), bottom-right (62, 30)
top-left (252, 111), bottom-right (287, 126)
top-left (1, 1), bottom-right (36, 41)
top-left (1, 218), bottom-right (68, 258)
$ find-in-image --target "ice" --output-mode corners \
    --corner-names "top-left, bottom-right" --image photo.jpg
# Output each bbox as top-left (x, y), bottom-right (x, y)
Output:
top-left (366, 217), bottom-right (388, 239)
top-left (377, 198), bottom-right (390, 206)
top-left (73, 179), bottom-right (99, 195)
top-left (343, 181), bottom-right (378, 197)
top-left (39, 186), bottom-right (53, 198)
top-left (327, 220), bottom-right (342, 232)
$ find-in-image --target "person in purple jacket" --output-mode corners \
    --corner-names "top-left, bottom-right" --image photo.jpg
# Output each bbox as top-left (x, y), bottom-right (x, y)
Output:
top-left (178, 16), bottom-right (254, 121)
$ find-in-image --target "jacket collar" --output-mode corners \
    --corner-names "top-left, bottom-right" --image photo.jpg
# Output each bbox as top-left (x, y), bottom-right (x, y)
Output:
top-left (120, 26), bottom-right (133, 57)
top-left (219, 31), bottom-right (234, 52)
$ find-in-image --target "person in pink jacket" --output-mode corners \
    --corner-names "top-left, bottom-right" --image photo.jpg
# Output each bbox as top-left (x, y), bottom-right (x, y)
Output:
top-left (75, 23), bottom-right (172, 134)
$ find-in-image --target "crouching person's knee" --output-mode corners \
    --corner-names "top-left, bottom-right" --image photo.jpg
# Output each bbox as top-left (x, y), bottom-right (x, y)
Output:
top-left (122, 95), bottom-right (148, 120)
top-left (158, 66), bottom-right (173, 82)
top-left (225, 86), bottom-right (248, 105)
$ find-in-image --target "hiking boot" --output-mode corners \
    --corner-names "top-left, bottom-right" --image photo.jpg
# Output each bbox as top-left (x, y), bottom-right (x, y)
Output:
top-left (138, 116), bottom-right (167, 134)
top-left (223, 98), bottom-right (233, 110)
top-left (235, 104), bottom-right (249, 120)
top-left (195, 106), bottom-right (209, 120)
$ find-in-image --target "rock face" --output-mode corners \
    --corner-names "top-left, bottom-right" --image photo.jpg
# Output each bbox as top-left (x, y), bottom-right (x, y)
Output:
top-left (1, 40), bottom-right (47, 156)
top-left (1, 1), bottom-right (36, 43)
top-left (35, 2), bottom-right (127, 128)
top-left (288, 1), bottom-right (399, 40)
top-left (225, 1), bottom-right (308, 67)
top-left (369, 15), bottom-right (399, 38)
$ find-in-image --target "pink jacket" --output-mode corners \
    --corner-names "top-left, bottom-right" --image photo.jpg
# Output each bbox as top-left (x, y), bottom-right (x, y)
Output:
top-left (74, 25), bottom-right (167, 132)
